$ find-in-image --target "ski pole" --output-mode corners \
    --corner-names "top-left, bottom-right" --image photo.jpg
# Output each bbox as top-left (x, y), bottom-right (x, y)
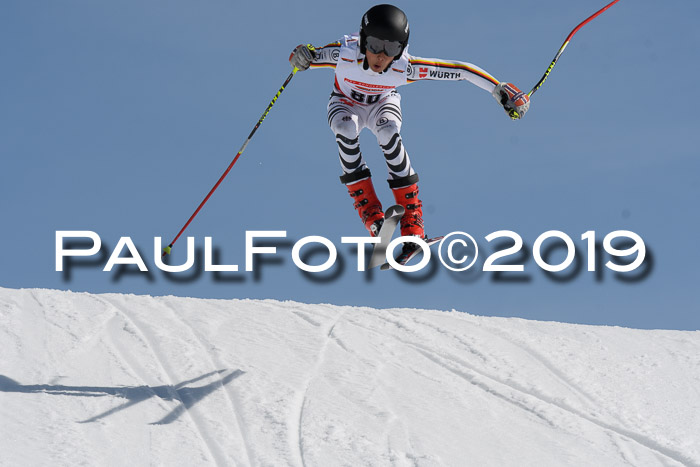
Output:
top-left (162, 66), bottom-right (301, 257)
top-left (508, 0), bottom-right (620, 119)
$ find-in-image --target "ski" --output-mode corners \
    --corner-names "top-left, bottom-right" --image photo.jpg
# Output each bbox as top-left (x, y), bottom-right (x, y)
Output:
top-left (381, 235), bottom-right (445, 271)
top-left (367, 205), bottom-right (405, 269)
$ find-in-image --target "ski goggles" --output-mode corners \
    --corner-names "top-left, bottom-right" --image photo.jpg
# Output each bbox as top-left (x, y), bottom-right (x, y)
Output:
top-left (364, 36), bottom-right (403, 56)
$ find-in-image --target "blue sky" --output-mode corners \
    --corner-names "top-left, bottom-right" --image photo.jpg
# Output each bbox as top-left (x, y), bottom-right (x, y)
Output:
top-left (2, 0), bottom-right (698, 330)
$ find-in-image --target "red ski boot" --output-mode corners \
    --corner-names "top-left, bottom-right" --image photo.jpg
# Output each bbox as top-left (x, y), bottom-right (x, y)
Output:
top-left (390, 175), bottom-right (425, 239)
top-left (342, 170), bottom-right (384, 236)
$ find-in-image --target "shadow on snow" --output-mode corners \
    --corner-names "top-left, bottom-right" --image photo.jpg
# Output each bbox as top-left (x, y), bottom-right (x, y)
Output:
top-left (0, 369), bottom-right (244, 425)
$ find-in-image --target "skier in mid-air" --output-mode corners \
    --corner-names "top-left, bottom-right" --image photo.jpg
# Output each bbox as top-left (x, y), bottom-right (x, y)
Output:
top-left (289, 4), bottom-right (530, 256)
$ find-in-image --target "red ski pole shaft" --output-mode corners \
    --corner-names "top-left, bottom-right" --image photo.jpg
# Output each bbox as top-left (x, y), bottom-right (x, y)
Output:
top-left (528, 0), bottom-right (620, 98)
top-left (162, 67), bottom-right (300, 257)
top-left (507, 0), bottom-right (620, 119)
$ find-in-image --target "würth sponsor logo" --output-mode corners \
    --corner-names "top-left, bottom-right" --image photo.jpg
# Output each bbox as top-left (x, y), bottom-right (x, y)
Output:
top-left (429, 70), bottom-right (461, 79)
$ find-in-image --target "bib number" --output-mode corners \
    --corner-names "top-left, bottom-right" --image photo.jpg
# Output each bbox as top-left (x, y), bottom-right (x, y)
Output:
top-left (350, 90), bottom-right (381, 104)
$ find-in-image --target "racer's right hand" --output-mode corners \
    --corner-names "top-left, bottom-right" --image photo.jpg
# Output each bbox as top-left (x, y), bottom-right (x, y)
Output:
top-left (289, 44), bottom-right (316, 71)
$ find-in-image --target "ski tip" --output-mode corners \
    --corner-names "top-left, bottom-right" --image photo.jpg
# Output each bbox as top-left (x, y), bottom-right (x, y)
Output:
top-left (384, 204), bottom-right (405, 218)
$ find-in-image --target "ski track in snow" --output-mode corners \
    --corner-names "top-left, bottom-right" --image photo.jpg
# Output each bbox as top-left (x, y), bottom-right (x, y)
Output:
top-left (159, 297), bottom-right (256, 466)
top-left (289, 306), bottom-right (347, 467)
top-left (2, 288), bottom-right (698, 466)
top-left (468, 318), bottom-right (698, 467)
top-left (96, 295), bottom-right (229, 466)
top-left (376, 309), bottom-right (696, 467)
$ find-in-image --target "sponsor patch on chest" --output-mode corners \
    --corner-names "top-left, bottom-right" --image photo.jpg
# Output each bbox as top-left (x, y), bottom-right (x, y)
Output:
top-left (344, 78), bottom-right (396, 95)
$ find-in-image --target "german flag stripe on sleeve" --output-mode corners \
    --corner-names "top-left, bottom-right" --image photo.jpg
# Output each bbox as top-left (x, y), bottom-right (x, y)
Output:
top-left (310, 63), bottom-right (337, 69)
top-left (409, 58), bottom-right (499, 85)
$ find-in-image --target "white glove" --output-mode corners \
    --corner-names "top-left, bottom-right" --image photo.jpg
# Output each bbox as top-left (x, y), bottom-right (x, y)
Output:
top-left (289, 44), bottom-right (316, 71)
top-left (492, 82), bottom-right (530, 120)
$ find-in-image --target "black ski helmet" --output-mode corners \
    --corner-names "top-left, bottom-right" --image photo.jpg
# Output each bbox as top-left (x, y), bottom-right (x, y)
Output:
top-left (359, 4), bottom-right (410, 60)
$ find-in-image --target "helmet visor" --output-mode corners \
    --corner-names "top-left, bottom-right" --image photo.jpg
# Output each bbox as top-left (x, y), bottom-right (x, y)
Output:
top-left (365, 36), bottom-right (403, 57)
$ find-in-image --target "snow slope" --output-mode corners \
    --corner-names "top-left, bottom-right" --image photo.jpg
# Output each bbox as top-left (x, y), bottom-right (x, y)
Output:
top-left (0, 287), bottom-right (698, 466)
